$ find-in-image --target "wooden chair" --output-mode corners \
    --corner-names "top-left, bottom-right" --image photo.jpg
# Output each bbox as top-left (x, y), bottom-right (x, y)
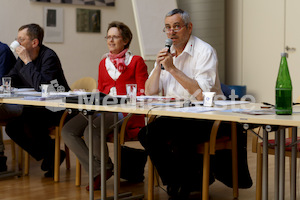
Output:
top-left (252, 126), bottom-right (299, 200)
top-left (24, 77), bottom-right (97, 182)
top-left (24, 111), bottom-right (71, 181)
top-left (0, 120), bottom-right (26, 171)
top-left (0, 121), bottom-right (21, 169)
top-left (42, 76), bottom-right (97, 185)
top-left (69, 76), bottom-right (98, 184)
top-left (252, 96), bottom-right (300, 200)
top-left (197, 121), bottom-right (238, 200)
top-left (0, 121), bottom-right (14, 160)
top-left (70, 76), bottom-right (98, 92)
top-left (147, 120), bottom-right (239, 200)
top-left (72, 78), bottom-right (146, 188)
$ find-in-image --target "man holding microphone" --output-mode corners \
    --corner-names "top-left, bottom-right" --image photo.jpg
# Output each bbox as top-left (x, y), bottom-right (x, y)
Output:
top-left (138, 9), bottom-right (251, 200)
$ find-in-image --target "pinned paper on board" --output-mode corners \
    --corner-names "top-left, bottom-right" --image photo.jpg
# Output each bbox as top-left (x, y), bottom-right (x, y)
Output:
top-left (43, 7), bottom-right (63, 43)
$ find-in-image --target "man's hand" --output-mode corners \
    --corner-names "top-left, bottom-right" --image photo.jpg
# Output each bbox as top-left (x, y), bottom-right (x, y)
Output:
top-left (16, 46), bottom-right (32, 65)
top-left (157, 47), bottom-right (175, 71)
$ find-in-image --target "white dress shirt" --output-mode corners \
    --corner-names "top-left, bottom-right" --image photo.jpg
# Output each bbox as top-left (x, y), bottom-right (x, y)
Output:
top-left (149, 35), bottom-right (223, 99)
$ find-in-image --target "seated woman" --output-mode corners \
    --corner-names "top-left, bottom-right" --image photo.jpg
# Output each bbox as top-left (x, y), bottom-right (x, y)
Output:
top-left (61, 21), bottom-right (148, 190)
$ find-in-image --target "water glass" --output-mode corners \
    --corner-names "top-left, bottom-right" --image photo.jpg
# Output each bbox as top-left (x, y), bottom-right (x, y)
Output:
top-left (2, 77), bottom-right (11, 93)
top-left (126, 84), bottom-right (137, 105)
top-left (41, 84), bottom-right (50, 97)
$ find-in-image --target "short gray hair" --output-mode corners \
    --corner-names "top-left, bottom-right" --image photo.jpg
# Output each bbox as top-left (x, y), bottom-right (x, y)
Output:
top-left (165, 9), bottom-right (191, 25)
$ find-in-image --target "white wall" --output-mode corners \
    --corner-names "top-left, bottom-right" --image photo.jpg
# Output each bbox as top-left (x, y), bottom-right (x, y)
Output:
top-left (242, 0), bottom-right (284, 103)
top-left (225, 0), bottom-right (243, 85)
top-left (225, 0), bottom-right (300, 103)
top-left (178, 0), bottom-right (225, 83)
top-left (0, 0), bottom-right (143, 86)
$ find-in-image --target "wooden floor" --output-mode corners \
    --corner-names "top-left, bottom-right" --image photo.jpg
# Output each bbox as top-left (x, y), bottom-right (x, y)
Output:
top-left (0, 133), bottom-right (299, 200)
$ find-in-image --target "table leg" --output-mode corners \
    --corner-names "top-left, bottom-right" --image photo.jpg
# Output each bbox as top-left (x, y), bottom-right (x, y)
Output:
top-left (290, 127), bottom-right (297, 200)
top-left (96, 112), bottom-right (144, 200)
top-left (274, 130), bottom-right (279, 200)
top-left (262, 128), bottom-right (268, 200)
top-left (231, 122), bottom-right (238, 198)
top-left (279, 128), bottom-right (285, 200)
top-left (89, 114), bottom-right (94, 200)
top-left (113, 113), bottom-right (118, 200)
top-left (101, 112), bottom-right (107, 200)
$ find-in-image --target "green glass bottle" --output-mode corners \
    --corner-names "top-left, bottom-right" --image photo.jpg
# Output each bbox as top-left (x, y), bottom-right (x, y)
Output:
top-left (275, 52), bottom-right (292, 115)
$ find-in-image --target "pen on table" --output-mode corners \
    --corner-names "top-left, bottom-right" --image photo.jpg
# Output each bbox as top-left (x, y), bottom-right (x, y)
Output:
top-left (262, 102), bottom-right (300, 107)
top-left (262, 102), bottom-right (275, 107)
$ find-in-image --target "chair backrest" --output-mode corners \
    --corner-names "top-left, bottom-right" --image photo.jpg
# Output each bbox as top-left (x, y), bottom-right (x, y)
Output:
top-left (70, 77), bottom-right (97, 92)
top-left (252, 94), bottom-right (300, 153)
top-left (221, 83), bottom-right (231, 99)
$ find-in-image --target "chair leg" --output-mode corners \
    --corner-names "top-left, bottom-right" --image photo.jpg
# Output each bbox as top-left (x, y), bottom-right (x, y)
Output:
top-left (154, 167), bottom-right (160, 187)
top-left (231, 122), bottom-right (239, 198)
top-left (202, 142), bottom-right (210, 200)
top-left (17, 145), bottom-right (23, 171)
top-left (64, 144), bottom-right (71, 169)
top-left (118, 143), bottom-right (122, 191)
top-left (256, 145), bottom-right (262, 200)
top-left (289, 150), bottom-right (297, 193)
top-left (24, 150), bottom-right (29, 175)
top-left (75, 158), bottom-right (81, 186)
top-left (0, 127), bottom-right (16, 160)
top-left (147, 157), bottom-right (154, 200)
top-left (11, 140), bottom-right (16, 161)
top-left (54, 127), bottom-right (60, 182)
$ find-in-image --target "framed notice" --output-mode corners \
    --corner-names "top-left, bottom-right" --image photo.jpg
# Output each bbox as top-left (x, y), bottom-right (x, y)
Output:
top-left (76, 8), bottom-right (101, 33)
top-left (43, 7), bottom-right (64, 43)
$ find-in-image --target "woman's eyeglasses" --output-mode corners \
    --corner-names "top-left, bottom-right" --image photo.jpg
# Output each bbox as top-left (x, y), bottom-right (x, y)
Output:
top-left (105, 35), bottom-right (122, 41)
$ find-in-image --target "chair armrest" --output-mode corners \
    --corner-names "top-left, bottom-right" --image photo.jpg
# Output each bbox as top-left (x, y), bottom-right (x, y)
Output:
top-left (147, 115), bottom-right (157, 124)
top-left (58, 110), bottom-right (69, 133)
top-left (251, 127), bottom-right (262, 153)
top-left (209, 120), bottom-right (222, 154)
top-left (119, 113), bottom-right (133, 145)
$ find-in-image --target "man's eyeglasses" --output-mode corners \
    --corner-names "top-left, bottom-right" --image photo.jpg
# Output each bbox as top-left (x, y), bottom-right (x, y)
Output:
top-left (163, 24), bottom-right (187, 33)
top-left (15, 37), bottom-right (27, 43)
top-left (105, 35), bottom-right (122, 41)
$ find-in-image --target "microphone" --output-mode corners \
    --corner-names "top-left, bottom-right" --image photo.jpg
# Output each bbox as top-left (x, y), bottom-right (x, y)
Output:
top-left (161, 38), bottom-right (173, 70)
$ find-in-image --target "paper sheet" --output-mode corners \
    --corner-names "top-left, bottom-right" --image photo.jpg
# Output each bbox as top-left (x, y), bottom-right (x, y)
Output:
top-left (165, 106), bottom-right (225, 113)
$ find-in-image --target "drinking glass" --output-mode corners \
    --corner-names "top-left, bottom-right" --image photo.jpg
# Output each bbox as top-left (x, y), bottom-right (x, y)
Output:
top-left (126, 84), bottom-right (137, 105)
top-left (2, 77), bottom-right (11, 93)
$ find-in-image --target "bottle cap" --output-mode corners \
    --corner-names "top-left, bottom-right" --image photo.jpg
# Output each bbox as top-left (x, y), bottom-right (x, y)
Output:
top-left (281, 52), bottom-right (288, 57)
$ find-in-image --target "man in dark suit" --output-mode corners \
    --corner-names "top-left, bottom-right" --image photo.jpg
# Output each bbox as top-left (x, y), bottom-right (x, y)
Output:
top-left (0, 41), bottom-right (16, 172)
top-left (3, 24), bottom-right (70, 177)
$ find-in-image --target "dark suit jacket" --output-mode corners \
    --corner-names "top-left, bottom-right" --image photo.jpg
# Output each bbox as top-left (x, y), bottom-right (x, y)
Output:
top-left (0, 42), bottom-right (16, 84)
top-left (7, 45), bottom-right (70, 92)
